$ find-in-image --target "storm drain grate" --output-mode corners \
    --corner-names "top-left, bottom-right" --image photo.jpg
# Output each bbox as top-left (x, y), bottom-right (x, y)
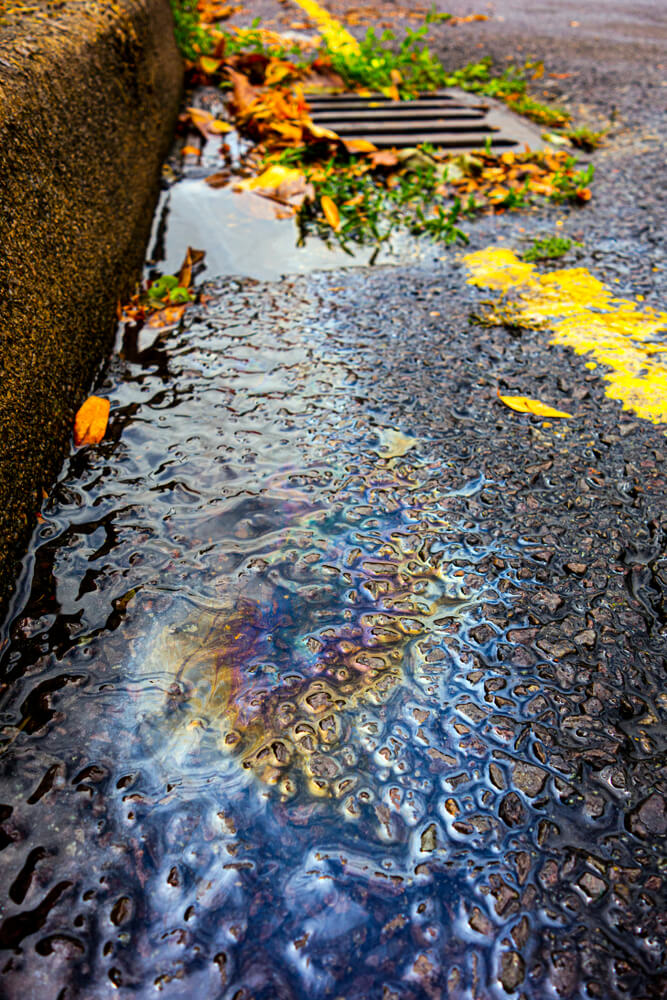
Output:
top-left (306, 88), bottom-right (547, 152)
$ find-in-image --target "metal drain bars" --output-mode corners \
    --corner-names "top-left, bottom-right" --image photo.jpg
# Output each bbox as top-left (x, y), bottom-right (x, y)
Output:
top-left (306, 89), bottom-right (546, 152)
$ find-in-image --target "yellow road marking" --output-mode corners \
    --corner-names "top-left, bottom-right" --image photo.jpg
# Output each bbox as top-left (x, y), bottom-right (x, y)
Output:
top-left (289, 0), bottom-right (361, 57)
top-left (465, 247), bottom-right (667, 425)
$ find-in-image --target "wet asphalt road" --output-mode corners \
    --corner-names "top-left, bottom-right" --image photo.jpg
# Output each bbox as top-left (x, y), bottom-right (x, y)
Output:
top-left (0, 1), bottom-right (665, 998)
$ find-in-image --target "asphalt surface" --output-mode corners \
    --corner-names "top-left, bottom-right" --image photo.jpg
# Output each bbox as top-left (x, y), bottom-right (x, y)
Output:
top-left (0, 2), bottom-right (665, 999)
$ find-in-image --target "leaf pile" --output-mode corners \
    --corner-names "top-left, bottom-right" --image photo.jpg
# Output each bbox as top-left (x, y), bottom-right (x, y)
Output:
top-left (170, 5), bottom-right (594, 246)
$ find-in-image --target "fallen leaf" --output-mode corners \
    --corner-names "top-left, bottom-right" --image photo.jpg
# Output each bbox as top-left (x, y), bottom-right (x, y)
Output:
top-left (321, 194), bottom-right (341, 230)
top-left (177, 246), bottom-right (206, 289)
top-left (305, 120), bottom-right (339, 141)
top-left (181, 145), bottom-right (201, 157)
top-left (236, 164), bottom-right (304, 193)
top-left (147, 305), bottom-right (187, 329)
top-left (205, 171), bottom-right (230, 188)
top-left (369, 149), bottom-right (399, 167)
top-left (226, 67), bottom-right (260, 117)
top-left (498, 392), bottom-right (573, 418)
top-left (208, 119), bottom-right (233, 134)
top-left (342, 138), bottom-right (378, 154)
top-left (200, 55), bottom-right (222, 75)
top-left (451, 13), bottom-right (489, 23)
top-left (74, 396), bottom-right (110, 447)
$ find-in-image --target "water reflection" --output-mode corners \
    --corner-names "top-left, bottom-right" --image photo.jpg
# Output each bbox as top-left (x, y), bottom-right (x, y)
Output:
top-left (0, 272), bottom-right (661, 998)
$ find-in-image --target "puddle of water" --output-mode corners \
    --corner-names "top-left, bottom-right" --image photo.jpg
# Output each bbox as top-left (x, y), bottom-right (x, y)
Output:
top-left (1, 247), bottom-right (663, 996)
top-left (153, 181), bottom-right (390, 281)
top-left (0, 274), bottom-right (539, 998)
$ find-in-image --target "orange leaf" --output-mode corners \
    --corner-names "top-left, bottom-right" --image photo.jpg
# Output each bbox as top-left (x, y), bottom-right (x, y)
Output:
top-left (74, 396), bottom-right (110, 447)
top-left (321, 194), bottom-right (341, 231)
top-left (342, 138), bottom-right (378, 153)
top-left (181, 145), bottom-right (201, 157)
top-left (497, 392), bottom-right (573, 418)
top-left (147, 305), bottom-right (187, 329)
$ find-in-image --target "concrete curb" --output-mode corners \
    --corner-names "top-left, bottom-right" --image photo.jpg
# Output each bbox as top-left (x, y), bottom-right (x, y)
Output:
top-left (0, 0), bottom-right (182, 616)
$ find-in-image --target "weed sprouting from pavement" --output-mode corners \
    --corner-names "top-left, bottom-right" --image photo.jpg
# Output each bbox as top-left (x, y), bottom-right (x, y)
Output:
top-left (169, 0), bottom-right (213, 61)
top-left (522, 235), bottom-right (576, 261)
top-left (169, 3), bottom-right (597, 249)
top-left (564, 125), bottom-right (607, 151)
top-left (327, 23), bottom-right (448, 97)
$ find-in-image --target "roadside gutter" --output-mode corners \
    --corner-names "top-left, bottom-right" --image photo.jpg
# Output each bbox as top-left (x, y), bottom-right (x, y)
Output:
top-left (0, 0), bottom-right (182, 618)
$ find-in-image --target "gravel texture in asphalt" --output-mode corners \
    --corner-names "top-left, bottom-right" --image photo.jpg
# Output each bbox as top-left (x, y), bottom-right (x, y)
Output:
top-left (0, 2), bottom-right (665, 998)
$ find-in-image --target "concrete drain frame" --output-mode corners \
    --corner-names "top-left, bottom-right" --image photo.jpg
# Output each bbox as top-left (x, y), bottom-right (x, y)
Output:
top-left (307, 87), bottom-right (549, 152)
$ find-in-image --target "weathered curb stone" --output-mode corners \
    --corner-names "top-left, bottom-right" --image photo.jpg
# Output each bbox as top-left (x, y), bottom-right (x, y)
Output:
top-left (0, 0), bottom-right (182, 616)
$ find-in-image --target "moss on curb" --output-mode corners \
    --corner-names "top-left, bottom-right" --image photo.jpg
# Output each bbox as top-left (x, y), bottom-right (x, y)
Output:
top-left (0, 0), bottom-right (182, 618)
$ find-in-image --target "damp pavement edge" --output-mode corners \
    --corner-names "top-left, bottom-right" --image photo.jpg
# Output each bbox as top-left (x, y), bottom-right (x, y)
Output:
top-left (0, 0), bottom-right (182, 617)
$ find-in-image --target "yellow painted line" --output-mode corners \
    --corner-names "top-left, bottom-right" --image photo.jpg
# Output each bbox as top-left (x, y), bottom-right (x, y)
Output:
top-left (289, 0), bottom-right (361, 57)
top-left (464, 247), bottom-right (667, 425)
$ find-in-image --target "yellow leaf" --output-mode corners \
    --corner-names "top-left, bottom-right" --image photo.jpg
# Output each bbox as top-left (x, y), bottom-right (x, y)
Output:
top-left (74, 396), bottom-right (110, 447)
top-left (200, 56), bottom-right (222, 75)
top-left (181, 145), bottom-right (201, 157)
top-left (390, 68), bottom-right (402, 85)
top-left (321, 194), bottom-right (341, 231)
top-left (306, 121), bottom-right (339, 141)
top-left (208, 119), bottom-right (233, 134)
top-left (235, 165), bottom-right (304, 193)
top-left (497, 392), bottom-right (573, 418)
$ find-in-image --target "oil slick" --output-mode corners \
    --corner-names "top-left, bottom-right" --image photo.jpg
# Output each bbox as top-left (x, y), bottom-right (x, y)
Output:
top-left (135, 457), bottom-right (506, 824)
top-left (465, 246), bottom-right (667, 424)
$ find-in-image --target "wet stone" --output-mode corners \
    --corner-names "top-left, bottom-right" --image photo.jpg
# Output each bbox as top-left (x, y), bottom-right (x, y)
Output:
top-left (499, 791), bottom-right (526, 827)
top-left (578, 872), bottom-right (607, 902)
top-left (536, 635), bottom-right (576, 659)
top-left (489, 762), bottom-right (506, 789)
top-left (420, 822), bottom-right (438, 852)
top-left (499, 949), bottom-right (525, 993)
top-left (469, 906), bottom-right (493, 936)
top-left (512, 761), bottom-right (547, 797)
top-left (628, 792), bottom-right (667, 838)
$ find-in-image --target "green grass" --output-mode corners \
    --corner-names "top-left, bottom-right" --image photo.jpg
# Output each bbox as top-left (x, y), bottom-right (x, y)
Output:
top-left (564, 125), bottom-right (607, 151)
top-left (169, 0), bottom-right (213, 61)
top-left (327, 24), bottom-right (448, 97)
top-left (441, 58), bottom-right (570, 126)
top-left (522, 235), bottom-right (575, 262)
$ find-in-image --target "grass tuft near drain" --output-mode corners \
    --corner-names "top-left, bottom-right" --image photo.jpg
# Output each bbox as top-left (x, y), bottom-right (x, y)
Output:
top-left (169, 1), bottom-right (597, 249)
